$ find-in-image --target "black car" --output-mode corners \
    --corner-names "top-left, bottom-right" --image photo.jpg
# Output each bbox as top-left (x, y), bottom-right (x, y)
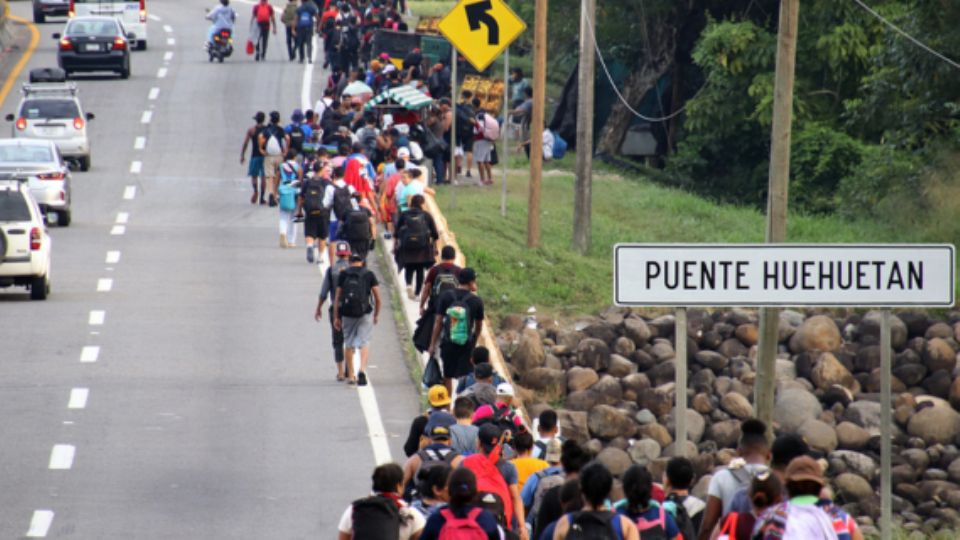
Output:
top-left (54, 17), bottom-right (132, 79)
top-left (32, 0), bottom-right (69, 24)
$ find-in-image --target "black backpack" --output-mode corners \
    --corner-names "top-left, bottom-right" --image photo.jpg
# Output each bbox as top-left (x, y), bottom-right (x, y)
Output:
top-left (344, 208), bottom-right (371, 242)
top-left (430, 267), bottom-right (458, 308)
top-left (567, 511), bottom-right (622, 540)
top-left (339, 267), bottom-right (372, 317)
top-left (332, 185), bottom-right (353, 221)
top-left (288, 124), bottom-right (305, 154)
top-left (416, 446), bottom-right (459, 480)
top-left (664, 494), bottom-right (697, 540)
top-left (400, 211), bottom-right (430, 252)
top-left (302, 178), bottom-right (328, 216)
top-left (351, 495), bottom-right (401, 539)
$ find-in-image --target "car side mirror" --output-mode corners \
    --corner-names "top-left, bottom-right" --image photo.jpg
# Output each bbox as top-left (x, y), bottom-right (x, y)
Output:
top-left (4, 114), bottom-right (13, 122)
top-left (126, 32), bottom-right (136, 40)
top-left (52, 33), bottom-right (61, 40)
top-left (86, 112), bottom-right (95, 121)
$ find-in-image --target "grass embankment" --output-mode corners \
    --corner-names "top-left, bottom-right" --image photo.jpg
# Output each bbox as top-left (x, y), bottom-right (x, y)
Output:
top-left (434, 161), bottom-right (960, 324)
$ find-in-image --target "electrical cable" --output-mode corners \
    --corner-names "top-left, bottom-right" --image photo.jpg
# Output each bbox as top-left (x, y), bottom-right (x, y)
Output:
top-left (850, 0), bottom-right (960, 70)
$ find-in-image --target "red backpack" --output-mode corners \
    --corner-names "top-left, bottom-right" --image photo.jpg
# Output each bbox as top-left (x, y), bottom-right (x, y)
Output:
top-left (438, 507), bottom-right (488, 540)
top-left (461, 445), bottom-right (513, 529)
top-left (255, 3), bottom-right (272, 23)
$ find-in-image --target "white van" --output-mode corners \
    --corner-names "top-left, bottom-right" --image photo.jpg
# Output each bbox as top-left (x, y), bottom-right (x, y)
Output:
top-left (69, 0), bottom-right (148, 50)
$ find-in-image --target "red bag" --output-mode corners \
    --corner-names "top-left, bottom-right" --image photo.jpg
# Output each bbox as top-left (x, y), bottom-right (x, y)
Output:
top-left (245, 39), bottom-right (255, 55)
top-left (461, 445), bottom-right (513, 529)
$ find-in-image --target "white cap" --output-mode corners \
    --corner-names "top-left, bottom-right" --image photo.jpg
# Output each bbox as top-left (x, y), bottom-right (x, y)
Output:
top-left (397, 147), bottom-right (411, 158)
top-left (496, 382), bottom-right (515, 397)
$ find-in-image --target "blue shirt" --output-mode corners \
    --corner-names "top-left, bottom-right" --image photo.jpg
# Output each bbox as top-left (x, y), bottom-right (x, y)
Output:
top-left (285, 123), bottom-right (313, 140)
top-left (456, 373), bottom-right (506, 393)
top-left (521, 465), bottom-right (562, 508)
top-left (206, 5), bottom-right (236, 30)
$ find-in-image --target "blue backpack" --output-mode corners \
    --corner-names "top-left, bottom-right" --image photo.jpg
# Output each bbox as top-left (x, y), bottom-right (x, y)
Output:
top-left (551, 131), bottom-right (568, 160)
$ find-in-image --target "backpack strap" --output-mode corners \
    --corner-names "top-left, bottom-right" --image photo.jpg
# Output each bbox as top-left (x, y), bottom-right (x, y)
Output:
top-left (440, 507), bottom-right (454, 522)
top-left (611, 513), bottom-right (624, 540)
top-left (720, 512), bottom-right (739, 536)
top-left (466, 507), bottom-right (483, 520)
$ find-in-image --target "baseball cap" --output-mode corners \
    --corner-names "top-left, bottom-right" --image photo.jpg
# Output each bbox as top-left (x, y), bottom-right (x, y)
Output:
top-left (397, 147), bottom-right (411, 158)
top-left (544, 438), bottom-right (563, 463)
top-left (349, 253), bottom-right (364, 263)
top-left (424, 411), bottom-right (456, 434)
top-left (458, 267), bottom-right (477, 285)
top-left (428, 384), bottom-right (451, 408)
top-left (253, 111), bottom-right (265, 122)
top-left (478, 423), bottom-right (501, 447)
top-left (291, 108), bottom-right (304, 122)
top-left (335, 241), bottom-right (351, 256)
top-left (428, 424), bottom-right (451, 441)
top-left (379, 52), bottom-right (390, 60)
top-left (269, 110), bottom-right (280, 123)
top-left (496, 383), bottom-right (515, 397)
top-left (785, 456), bottom-right (825, 486)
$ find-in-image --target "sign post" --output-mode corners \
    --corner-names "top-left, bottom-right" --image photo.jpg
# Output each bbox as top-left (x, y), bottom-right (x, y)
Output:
top-left (674, 307), bottom-right (688, 456)
top-left (880, 310), bottom-right (892, 540)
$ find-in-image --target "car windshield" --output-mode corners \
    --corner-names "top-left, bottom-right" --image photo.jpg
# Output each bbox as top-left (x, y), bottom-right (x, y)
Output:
top-left (0, 190), bottom-right (31, 221)
top-left (20, 99), bottom-right (80, 120)
top-left (66, 20), bottom-right (119, 37)
top-left (0, 145), bottom-right (54, 163)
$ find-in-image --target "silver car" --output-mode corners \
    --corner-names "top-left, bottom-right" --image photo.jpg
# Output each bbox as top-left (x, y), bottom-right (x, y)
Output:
top-left (0, 139), bottom-right (72, 226)
top-left (5, 82), bottom-right (94, 171)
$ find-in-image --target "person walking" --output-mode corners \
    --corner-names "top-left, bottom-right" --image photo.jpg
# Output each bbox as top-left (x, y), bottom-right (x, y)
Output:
top-left (280, 0), bottom-right (298, 61)
top-left (395, 194), bottom-right (438, 301)
top-left (277, 157), bottom-right (301, 248)
top-left (258, 111), bottom-right (289, 206)
top-left (427, 267), bottom-right (484, 395)
top-left (461, 424), bottom-right (527, 539)
top-left (419, 467), bottom-right (501, 540)
top-left (299, 162), bottom-right (331, 264)
top-left (552, 463), bottom-right (639, 540)
top-left (240, 111), bottom-right (267, 204)
top-left (316, 241), bottom-right (351, 380)
top-left (250, 0), bottom-right (277, 61)
top-left (323, 165), bottom-right (357, 264)
top-left (333, 253), bottom-right (381, 386)
top-left (616, 464), bottom-right (682, 540)
top-left (473, 99), bottom-right (500, 186)
top-left (751, 457), bottom-right (839, 540)
top-left (341, 192), bottom-right (375, 262)
top-left (294, 0), bottom-right (318, 63)
top-left (338, 463), bottom-right (426, 540)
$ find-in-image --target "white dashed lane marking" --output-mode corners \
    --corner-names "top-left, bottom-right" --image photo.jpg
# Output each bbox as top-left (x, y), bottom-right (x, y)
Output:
top-left (148, 87), bottom-right (160, 100)
top-left (163, 51), bottom-right (173, 61)
top-left (68, 388), bottom-right (89, 409)
top-left (148, 13), bottom-right (162, 22)
top-left (25, 510), bottom-right (53, 537)
top-left (97, 278), bottom-right (113, 292)
top-left (123, 186), bottom-right (137, 200)
top-left (106, 251), bottom-right (121, 264)
top-left (130, 161), bottom-right (142, 174)
top-left (163, 25), bottom-right (173, 33)
top-left (140, 111), bottom-right (152, 124)
top-left (48, 445), bottom-right (75, 470)
top-left (88, 311), bottom-right (105, 326)
top-left (110, 225), bottom-right (126, 236)
top-left (167, 37), bottom-right (175, 46)
top-left (116, 212), bottom-right (129, 224)
top-left (80, 346), bottom-right (99, 363)
top-left (134, 136), bottom-right (146, 150)
top-left (157, 67), bottom-right (167, 79)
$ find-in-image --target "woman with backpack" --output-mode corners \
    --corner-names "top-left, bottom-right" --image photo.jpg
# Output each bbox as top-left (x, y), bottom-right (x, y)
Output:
top-left (410, 461), bottom-right (452, 520)
top-left (277, 158), bottom-right (302, 248)
top-left (710, 472), bottom-right (782, 540)
top-left (395, 194), bottom-right (439, 300)
top-left (615, 465), bottom-right (681, 540)
top-left (419, 467), bottom-right (501, 540)
top-left (552, 462), bottom-right (639, 540)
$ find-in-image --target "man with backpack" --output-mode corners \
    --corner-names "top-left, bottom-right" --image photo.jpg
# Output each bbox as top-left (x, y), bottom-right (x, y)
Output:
top-left (280, 0), bottom-right (298, 61)
top-left (427, 267), bottom-right (484, 395)
top-left (403, 385), bottom-right (455, 457)
top-left (258, 111), bottom-right (289, 207)
top-left (532, 409), bottom-right (563, 460)
top-left (285, 109), bottom-right (312, 158)
top-left (414, 245), bottom-right (460, 350)
top-left (250, 0), bottom-right (277, 61)
top-left (396, 194), bottom-right (439, 300)
top-left (240, 111), bottom-right (267, 205)
top-left (356, 114), bottom-right (380, 163)
top-left (332, 252), bottom-right (381, 386)
top-left (402, 424), bottom-right (464, 495)
top-left (551, 462), bottom-right (639, 540)
top-left (662, 457), bottom-right (705, 540)
top-left (472, 100), bottom-right (500, 186)
top-left (338, 462), bottom-right (425, 540)
top-left (529, 440), bottom-right (590, 539)
top-left (462, 424), bottom-right (528, 540)
top-left (299, 162), bottom-right (331, 264)
top-left (454, 90), bottom-right (477, 179)
top-left (341, 193), bottom-right (375, 262)
top-left (316, 241), bottom-right (351, 381)
top-left (322, 165), bottom-right (356, 263)
top-left (294, 0), bottom-right (318, 63)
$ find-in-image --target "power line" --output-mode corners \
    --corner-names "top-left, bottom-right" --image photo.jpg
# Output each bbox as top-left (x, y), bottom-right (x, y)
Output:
top-left (851, 0), bottom-right (960, 70)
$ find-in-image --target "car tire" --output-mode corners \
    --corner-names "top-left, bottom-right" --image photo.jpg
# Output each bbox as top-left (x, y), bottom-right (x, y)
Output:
top-left (30, 275), bottom-right (49, 300)
top-left (120, 61), bottom-right (130, 79)
top-left (137, 41), bottom-right (147, 51)
top-left (79, 156), bottom-right (91, 172)
top-left (33, 10), bottom-right (45, 24)
top-left (56, 209), bottom-right (71, 227)
top-left (0, 229), bottom-right (7, 262)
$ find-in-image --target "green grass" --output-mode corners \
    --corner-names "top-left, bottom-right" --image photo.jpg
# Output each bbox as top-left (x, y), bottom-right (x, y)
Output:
top-left (434, 164), bottom-right (958, 324)
top-left (407, 0), bottom-right (456, 18)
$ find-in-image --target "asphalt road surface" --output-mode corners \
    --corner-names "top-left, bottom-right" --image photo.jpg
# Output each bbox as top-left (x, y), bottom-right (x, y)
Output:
top-left (0, 2), bottom-right (420, 537)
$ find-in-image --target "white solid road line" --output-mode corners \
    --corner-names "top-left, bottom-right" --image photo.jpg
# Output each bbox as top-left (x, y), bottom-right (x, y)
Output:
top-left (97, 278), bottom-right (113, 292)
top-left (68, 388), bottom-right (89, 409)
top-left (106, 250), bottom-right (121, 264)
top-left (110, 225), bottom-right (126, 236)
top-left (163, 25), bottom-right (173, 33)
top-left (123, 185), bottom-right (137, 199)
top-left (80, 346), bottom-right (99, 363)
top-left (130, 161), bottom-right (142, 174)
top-left (134, 136), bottom-right (146, 150)
top-left (157, 67), bottom-right (167, 78)
top-left (25, 510), bottom-right (54, 538)
top-left (300, 35), bottom-right (318, 110)
top-left (116, 212), bottom-right (129, 224)
top-left (88, 311), bottom-right (105, 326)
top-left (140, 111), bottom-right (153, 124)
top-left (148, 87), bottom-right (160, 100)
top-left (48, 445), bottom-right (75, 470)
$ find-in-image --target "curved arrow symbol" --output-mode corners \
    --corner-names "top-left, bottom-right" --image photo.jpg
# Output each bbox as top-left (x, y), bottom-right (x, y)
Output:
top-left (465, 0), bottom-right (500, 46)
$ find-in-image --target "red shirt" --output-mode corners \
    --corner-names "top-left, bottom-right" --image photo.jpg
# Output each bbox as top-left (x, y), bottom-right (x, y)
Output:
top-left (252, 2), bottom-right (274, 23)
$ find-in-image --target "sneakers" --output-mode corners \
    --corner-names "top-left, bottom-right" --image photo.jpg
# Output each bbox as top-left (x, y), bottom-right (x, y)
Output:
top-left (279, 234), bottom-right (288, 248)
top-left (406, 286), bottom-right (416, 300)
top-left (357, 372), bottom-right (368, 386)
top-left (268, 194), bottom-right (277, 207)
top-left (306, 246), bottom-right (315, 263)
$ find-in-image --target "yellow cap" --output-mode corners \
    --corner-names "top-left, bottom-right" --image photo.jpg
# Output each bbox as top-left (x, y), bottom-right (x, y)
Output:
top-left (428, 385), bottom-right (451, 408)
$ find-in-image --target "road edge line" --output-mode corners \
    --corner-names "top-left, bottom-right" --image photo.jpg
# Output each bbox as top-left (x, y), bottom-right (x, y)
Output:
top-left (0, 13), bottom-right (40, 110)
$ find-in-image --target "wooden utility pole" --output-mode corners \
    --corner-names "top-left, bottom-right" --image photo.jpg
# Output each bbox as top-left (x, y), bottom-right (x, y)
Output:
top-left (755, 0), bottom-right (800, 431)
top-left (527, 0), bottom-right (548, 248)
top-left (572, 0), bottom-right (595, 255)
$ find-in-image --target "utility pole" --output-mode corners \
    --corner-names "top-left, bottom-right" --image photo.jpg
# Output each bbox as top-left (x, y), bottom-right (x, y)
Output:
top-left (755, 0), bottom-right (800, 432)
top-left (527, 0), bottom-right (548, 248)
top-left (449, 49), bottom-right (458, 209)
top-left (572, 0), bottom-right (595, 255)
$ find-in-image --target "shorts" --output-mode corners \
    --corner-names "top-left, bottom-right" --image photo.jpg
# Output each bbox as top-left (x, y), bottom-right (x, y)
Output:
top-left (440, 342), bottom-right (474, 379)
top-left (264, 154), bottom-right (283, 178)
top-left (473, 140), bottom-right (493, 163)
top-left (342, 314), bottom-right (374, 349)
top-left (328, 219), bottom-right (340, 241)
top-left (247, 156), bottom-right (265, 177)
top-left (304, 213), bottom-right (329, 240)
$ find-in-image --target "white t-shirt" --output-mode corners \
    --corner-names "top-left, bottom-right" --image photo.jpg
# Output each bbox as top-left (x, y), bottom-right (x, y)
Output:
top-left (707, 462), bottom-right (769, 514)
top-left (338, 498), bottom-right (425, 539)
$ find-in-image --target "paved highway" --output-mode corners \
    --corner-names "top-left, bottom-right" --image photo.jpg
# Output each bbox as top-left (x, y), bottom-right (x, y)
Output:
top-left (0, 1), bottom-right (420, 537)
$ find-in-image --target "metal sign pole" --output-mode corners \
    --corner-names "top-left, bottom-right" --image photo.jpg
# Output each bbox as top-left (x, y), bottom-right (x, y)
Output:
top-left (880, 310), bottom-right (892, 540)
top-left (501, 47), bottom-right (509, 218)
top-left (674, 308), bottom-right (688, 456)
top-left (450, 47), bottom-right (457, 210)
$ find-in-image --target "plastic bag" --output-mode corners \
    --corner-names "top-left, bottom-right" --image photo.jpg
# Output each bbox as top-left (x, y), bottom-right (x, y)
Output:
top-left (421, 354), bottom-right (443, 389)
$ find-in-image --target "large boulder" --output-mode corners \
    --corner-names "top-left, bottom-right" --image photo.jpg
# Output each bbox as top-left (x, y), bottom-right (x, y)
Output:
top-left (629, 439), bottom-right (661, 464)
top-left (664, 408), bottom-right (707, 444)
top-left (638, 423), bottom-right (673, 448)
top-left (558, 410), bottom-right (589, 443)
top-left (835, 473), bottom-right (874, 503)
top-left (835, 421), bottom-right (871, 450)
top-left (623, 317), bottom-right (652, 347)
top-left (951, 377), bottom-right (960, 411)
top-left (829, 450), bottom-right (878, 480)
top-left (523, 367), bottom-right (566, 393)
top-left (588, 405), bottom-right (637, 439)
top-left (607, 354), bottom-right (637, 378)
top-left (705, 419), bottom-right (741, 449)
top-left (512, 328), bottom-right (546, 375)
top-left (798, 418), bottom-right (838, 453)
top-left (720, 393), bottom-right (754, 420)
top-left (621, 373), bottom-right (651, 397)
top-left (735, 324), bottom-right (759, 347)
top-left (907, 404), bottom-right (960, 445)
top-left (811, 352), bottom-right (860, 393)
top-left (613, 336), bottom-right (636, 357)
top-left (858, 311), bottom-right (908, 350)
top-left (567, 366), bottom-right (600, 393)
top-left (592, 375), bottom-right (623, 406)
top-left (844, 400), bottom-right (882, 435)
top-left (596, 447), bottom-right (632, 477)
top-left (925, 322), bottom-right (955, 340)
top-left (565, 390), bottom-right (599, 412)
top-left (924, 338), bottom-right (957, 374)
top-left (575, 338), bottom-right (611, 371)
top-left (718, 338), bottom-right (749, 360)
top-left (650, 341), bottom-right (676, 362)
top-left (774, 388), bottom-right (823, 432)
top-left (582, 320), bottom-right (618, 344)
top-left (694, 350), bottom-right (729, 372)
top-left (638, 387), bottom-right (674, 418)
top-left (789, 315), bottom-right (842, 354)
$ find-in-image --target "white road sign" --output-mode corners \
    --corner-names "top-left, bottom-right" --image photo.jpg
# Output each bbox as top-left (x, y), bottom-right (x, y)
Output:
top-left (615, 244), bottom-right (955, 307)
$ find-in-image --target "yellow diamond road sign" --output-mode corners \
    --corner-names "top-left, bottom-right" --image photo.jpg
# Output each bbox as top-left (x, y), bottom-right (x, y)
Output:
top-left (438, 0), bottom-right (527, 72)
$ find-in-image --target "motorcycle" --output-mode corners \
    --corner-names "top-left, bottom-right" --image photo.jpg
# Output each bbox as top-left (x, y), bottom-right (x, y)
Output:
top-left (208, 28), bottom-right (233, 63)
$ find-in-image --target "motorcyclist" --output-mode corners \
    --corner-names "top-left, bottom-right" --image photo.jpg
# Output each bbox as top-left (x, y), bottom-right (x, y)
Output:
top-left (206, 0), bottom-right (237, 46)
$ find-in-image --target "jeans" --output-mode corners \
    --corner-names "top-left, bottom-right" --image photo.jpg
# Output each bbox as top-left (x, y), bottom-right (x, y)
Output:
top-left (255, 22), bottom-right (269, 59)
top-left (279, 209), bottom-right (297, 244)
top-left (329, 306), bottom-right (344, 363)
top-left (404, 264), bottom-right (428, 295)
top-left (285, 26), bottom-right (296, 60)
top-left (430, 152), bottom-right (446, 184)
top-left (295, 28), bottom-right (313, 62)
